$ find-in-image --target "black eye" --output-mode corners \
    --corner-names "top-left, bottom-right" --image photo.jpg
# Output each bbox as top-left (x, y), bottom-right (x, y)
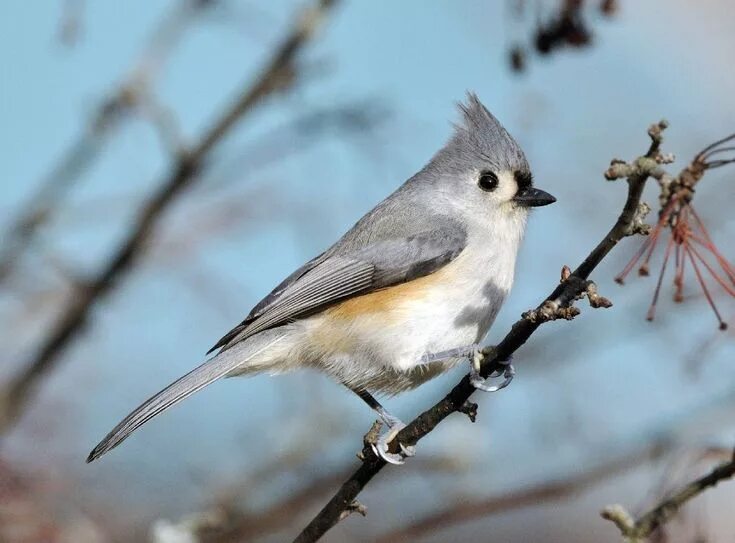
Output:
top-left (478, 171), bottom-right (499, 192)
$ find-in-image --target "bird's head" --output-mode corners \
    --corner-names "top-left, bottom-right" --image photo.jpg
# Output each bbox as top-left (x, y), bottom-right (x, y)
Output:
top-left (418, 93), bottom-right (555, 222)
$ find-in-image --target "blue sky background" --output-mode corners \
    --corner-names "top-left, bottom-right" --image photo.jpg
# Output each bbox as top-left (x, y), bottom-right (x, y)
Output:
top-left (1, 1), bottom-right (735, 541)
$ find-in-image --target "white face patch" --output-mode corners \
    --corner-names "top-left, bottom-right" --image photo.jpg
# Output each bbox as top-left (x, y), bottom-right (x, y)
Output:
top-left (494, 170), bottom-right (519, 203)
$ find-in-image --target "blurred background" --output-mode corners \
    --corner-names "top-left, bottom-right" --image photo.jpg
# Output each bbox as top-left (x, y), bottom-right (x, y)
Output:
top-left (1, 1), bottom-right (734, 541)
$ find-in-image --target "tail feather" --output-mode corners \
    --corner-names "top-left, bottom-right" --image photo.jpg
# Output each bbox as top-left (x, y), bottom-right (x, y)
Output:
top-left (87, 335), bottom-right (282, 463)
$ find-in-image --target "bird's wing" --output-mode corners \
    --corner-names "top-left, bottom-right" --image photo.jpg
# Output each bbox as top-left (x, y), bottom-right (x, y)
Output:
top-left (209, 224), bottom-right (467, 352)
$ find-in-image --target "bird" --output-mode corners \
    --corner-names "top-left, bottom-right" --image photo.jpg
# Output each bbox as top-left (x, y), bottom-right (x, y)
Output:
top-left (87, 93), bottom-right (555, 465)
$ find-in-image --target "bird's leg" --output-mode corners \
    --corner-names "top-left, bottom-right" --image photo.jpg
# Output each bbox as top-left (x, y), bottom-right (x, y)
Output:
top-left (420, 343), bottom-right (482, 364)
top-left (352, 388), bottom-right (415, 465)
top-left (421, 343), bottom-right (515, 392)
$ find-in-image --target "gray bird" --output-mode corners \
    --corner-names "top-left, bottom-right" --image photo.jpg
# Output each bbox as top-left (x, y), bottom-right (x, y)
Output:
top-left (88, 93), bottom-right (555, 465)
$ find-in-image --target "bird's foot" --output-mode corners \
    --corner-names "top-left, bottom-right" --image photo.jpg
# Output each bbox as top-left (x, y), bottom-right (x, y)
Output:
top-left (469, 347), bottom-right (515, 392)
top-left (422, 343), bottom-right (515, 392)
top-left (370, 414), bottom-right (416, 465)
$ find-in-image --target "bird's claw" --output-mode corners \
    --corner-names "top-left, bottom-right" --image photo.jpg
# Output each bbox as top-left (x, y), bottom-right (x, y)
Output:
top-left (370, 421), bottom-right (415, 465)
top-left (469, 350), bottom-right (515, 392)
top-left (422, 343), bottom-right (516, 392)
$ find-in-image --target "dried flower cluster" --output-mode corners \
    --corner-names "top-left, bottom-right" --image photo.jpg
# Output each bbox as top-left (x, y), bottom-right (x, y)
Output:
top-left (615, 134), bottom-right (735, 329)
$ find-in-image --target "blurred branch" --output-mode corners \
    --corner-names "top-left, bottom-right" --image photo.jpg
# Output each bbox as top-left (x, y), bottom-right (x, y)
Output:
top-left (36, 102), bottom-right (385, 239)
top-left (0, 101), bottom-right (384, 331)
top-left (377, 444), bottom-right (663, 543)
top-left (376, 393), bottom-right (735, 541)
top-left (602, 449), bottom-right (735, 542)
top-left (203, 99), bottom-right (390, 191)
top-left (293, 121), bottom-right (671, 542)
top-left (152, 456), bottom-right (460, 543)
top-left (0, 0), bottom-right (340, 434)
top-left (194, 468), bottom-right (352, 543)
top-left (0, 455), bottom-right (111, 541)
top-left (0, 0), bottom-right (211, 286)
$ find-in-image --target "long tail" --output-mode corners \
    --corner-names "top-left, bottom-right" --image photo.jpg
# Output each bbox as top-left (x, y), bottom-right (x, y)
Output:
top-left (87, 333), bottom-right (283, 463)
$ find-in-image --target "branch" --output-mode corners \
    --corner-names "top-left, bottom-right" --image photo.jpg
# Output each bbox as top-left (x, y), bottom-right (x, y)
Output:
top-left (147, 453), bottom-right (459, 543)
top-left (293, 120), bottom-right (671, 543)
top-left (376, 446), bottom-right (661, 543)
top-left (0, 0), bottom-right (213, 285)
top-left (0, 0), bottom-right (339, 434)
top-left (186, 457), bottom-right (454, 542)
top-left (196, 468), bottom-right (353, 543)
top-left (376, 388), bottom-right (735, 541)
top-left (613, 131), bottom-right (735, 329)
top-left (601, 449), bottom-right (735, 542)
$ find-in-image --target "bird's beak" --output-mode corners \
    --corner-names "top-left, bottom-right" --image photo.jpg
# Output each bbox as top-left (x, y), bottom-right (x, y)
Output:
top-left (513, 187), bottom-right (556, 207)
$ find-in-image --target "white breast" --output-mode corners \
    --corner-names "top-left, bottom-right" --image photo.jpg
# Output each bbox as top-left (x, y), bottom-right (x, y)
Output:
top-left (387, 226), bottom-right (519, 370)
top-left (292, 214), bottom-right (525, 394)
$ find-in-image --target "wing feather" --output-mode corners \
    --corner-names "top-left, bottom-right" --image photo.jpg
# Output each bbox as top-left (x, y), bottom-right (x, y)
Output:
top-left (211, 224), bottom-right (467, 352)
top-left (224, 258), bottom-right (375, 344)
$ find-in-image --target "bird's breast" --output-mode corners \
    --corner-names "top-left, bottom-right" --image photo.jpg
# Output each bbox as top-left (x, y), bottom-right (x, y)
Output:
top-left (308, 240), bottom-right (516, 368)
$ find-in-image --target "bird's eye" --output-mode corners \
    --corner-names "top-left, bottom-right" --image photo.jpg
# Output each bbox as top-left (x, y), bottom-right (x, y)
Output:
top-left (478, 171), bottom-right (499, 192)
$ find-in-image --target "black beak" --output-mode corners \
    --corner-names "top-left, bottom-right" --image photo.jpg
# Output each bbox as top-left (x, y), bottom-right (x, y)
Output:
top-left (513, 187), bottom-right (556, 207)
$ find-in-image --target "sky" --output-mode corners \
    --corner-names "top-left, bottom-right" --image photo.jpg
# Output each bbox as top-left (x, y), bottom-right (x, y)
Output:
top-left (1, 1), bottom-right (735, 541)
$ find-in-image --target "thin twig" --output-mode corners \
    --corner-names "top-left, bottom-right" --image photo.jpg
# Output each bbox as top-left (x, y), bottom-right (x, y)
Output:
top-left (0, 0), bottom-right (339, 434)
top-left (292, 123), bottom-right (670, 542)
top-left (602, 450), bottom-right (735, 542)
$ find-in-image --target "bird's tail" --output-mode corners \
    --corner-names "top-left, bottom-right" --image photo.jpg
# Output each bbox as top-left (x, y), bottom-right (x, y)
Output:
top-left (87, 331), bottom-right (285, 463)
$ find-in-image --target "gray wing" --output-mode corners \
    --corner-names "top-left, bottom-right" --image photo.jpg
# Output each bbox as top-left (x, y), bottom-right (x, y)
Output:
top-left (208, 223), bottom-right (467, 353)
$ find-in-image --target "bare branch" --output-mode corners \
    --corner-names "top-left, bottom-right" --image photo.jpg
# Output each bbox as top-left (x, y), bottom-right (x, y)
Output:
top-left (376, 444), bottom-right (664, 543)
top-left (601, 449), bottom-right (735, 542)
top-left (375, 396), bottom-right (735, 541)
top-left (0, 0), bottom-right (340, 434)
top-left (0, 0), bottom-right (213, 285)
top-left (293, 120), bottom-right (670, 543)
top-left (150, 456), bottom-right (460, 543)
top-left (197, 468), bottom-right (353, 543)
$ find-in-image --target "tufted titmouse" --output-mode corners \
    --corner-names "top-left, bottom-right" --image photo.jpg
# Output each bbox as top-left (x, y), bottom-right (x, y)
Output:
top-left (88, 93), bottom-right (555, 465)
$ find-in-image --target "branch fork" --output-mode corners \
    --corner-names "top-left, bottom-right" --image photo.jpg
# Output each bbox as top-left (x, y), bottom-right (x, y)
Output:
top-left (521, 273), bottom-right (611, 323)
